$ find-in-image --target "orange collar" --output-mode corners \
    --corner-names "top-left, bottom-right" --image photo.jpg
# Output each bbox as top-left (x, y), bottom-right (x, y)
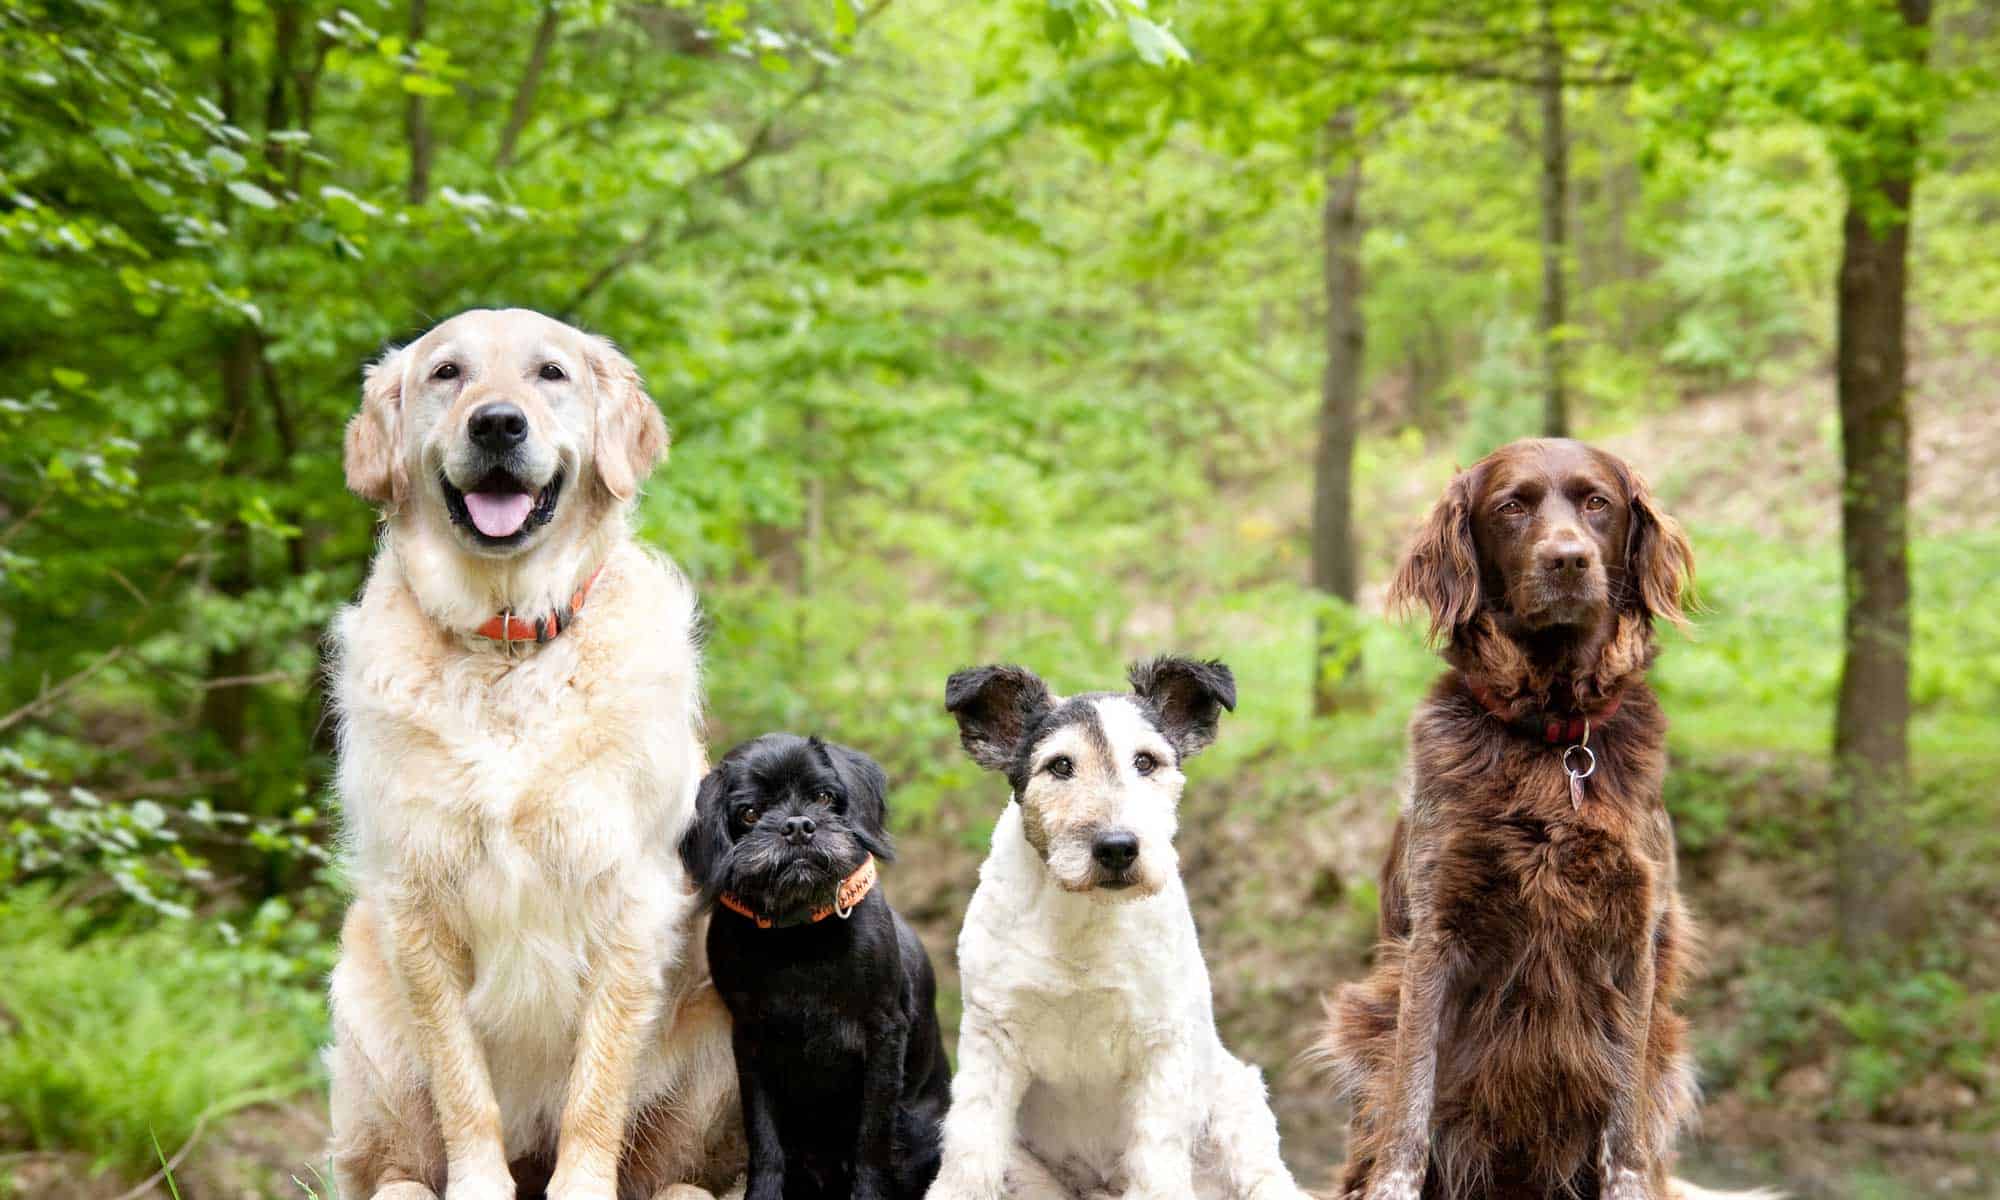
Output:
top-left (718, 855), bottom-right (877, 930)
top-left (474, 564), bottom-right (604, 645)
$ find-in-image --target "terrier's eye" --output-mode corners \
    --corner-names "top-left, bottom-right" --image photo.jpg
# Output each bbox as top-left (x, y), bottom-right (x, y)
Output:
top-left (1046, 755), bottom-right (1074, 780)
top-left (734, 805), bottom-right (759, 827)
top-left (1133, 751), bottom-right (1157, 776)
top-left (811, 789), bottom-right (835, 806)
top-left (538, 361), bottom-right (566, 381)
top-left (432, 362), bottom-right (460, 381)
top-left (1584, 494), bottom-right (1610, 511)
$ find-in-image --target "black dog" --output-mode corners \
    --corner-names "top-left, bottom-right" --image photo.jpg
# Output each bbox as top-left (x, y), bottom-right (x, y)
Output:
top-left (680, 733), bottom-right (951, 1200)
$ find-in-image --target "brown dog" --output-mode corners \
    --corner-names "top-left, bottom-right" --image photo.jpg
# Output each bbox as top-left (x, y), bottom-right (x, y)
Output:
top-left (1316, 438), bottom-right (1718, 1200)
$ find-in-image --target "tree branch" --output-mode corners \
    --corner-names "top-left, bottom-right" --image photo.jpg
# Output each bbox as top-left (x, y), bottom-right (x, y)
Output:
top-left (496, 1), bottom-right (562, 171)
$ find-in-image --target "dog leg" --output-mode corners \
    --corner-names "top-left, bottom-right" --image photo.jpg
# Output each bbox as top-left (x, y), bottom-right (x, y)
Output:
top-left (1120, 1038), bottom-right (1199, 1200)
top-left (548, 903), bottom-right (672, 1200)
top-left (380, 896), bottom-right (513, 1200)
top-left (1003, 1145), bottom-right (1080, 1200)
top-left (735, 1028), bottom-right (787, 1200)
top-left (1201, 1054), bottom-right (1310, 1200)
top-left (1602, 911), bottom-right (1670, 1200)
top-left (929, 1015), bottom-right (1031, 1200)
top-left (374, 1184), bottom-right (444, 1200)
top-left (1359, 930), bottom-right (1447, 1200)
top-left (850, 1015), bottom-right (910, 1200)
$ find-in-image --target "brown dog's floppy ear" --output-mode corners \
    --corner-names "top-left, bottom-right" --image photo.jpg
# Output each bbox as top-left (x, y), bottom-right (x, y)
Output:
top-left (1388, 467), bottom-right (1482, 646)
top-left (1621, 463), bottom-right (1695, 630)
top-left (344, 345), bottom-right (410, 506)
top-left (945, 665), bottom-right (1054, 774)
top-left (586, 335), bottom-right (669, 503)
top-left (1128, 656), bottom-right (1236, 760)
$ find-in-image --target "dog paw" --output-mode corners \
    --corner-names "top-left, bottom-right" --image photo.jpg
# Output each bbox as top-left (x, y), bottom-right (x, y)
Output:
top-left (926, 1165), bottom-right (1004, 1200)
top-left (1601, 1165), bottom-right (1660, 1200)
top-left (1362, 1164), bottom-right (1424, 1200)
top-left (443, 1170), bottom-right (515, 1200)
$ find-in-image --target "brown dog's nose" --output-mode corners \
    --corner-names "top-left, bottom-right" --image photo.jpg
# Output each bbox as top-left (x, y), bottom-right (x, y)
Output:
top-left (468, 401), bottom-right (529, 452)
top-left (1541, 538), bottom-right (1594, 576)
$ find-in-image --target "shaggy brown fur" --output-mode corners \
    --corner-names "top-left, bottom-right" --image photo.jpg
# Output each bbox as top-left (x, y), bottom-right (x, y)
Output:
top-left (1316, 439), bottom-right (1701, 1200)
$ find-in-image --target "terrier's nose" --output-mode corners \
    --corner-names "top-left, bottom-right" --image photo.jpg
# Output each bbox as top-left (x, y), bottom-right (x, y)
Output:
top-left (782, 815), bottom-right (817, 845)
top-left (1090, 829), bottom-right (1140, 872)
top-left (468, 402), bottom-right (529, 451)
top-left (1541, 538), bottom-right (1594, 576)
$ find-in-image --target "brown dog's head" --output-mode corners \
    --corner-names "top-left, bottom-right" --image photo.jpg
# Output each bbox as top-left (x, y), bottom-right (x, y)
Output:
top-left (1389, 438), bottom-right (1692, 646)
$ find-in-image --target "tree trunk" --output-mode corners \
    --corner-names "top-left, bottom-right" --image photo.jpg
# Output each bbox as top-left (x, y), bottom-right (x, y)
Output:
top-left (198, 328), bottom-right (260, 765)
top-left (1313, 108), bottom-right (1366, 715)
top-left (405, 0), bottom-right (433, 205)
top-left (496, 3), bottom-right (561, 171)
top-left (1535, 0), bottom-right (1570, 438)
top-left (1832, 0), bottom-right (1930, 957)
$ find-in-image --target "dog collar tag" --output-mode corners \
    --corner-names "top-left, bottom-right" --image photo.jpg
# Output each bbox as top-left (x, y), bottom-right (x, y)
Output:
top-left (1562, 721), bottom-right (1596, 812)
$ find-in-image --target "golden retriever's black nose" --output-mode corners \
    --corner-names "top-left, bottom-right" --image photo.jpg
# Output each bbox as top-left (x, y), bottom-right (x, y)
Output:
top-left (782, 815), bottom-right (817, 845)
top-left (469, 402), bottom-right (529, 451)
top-left (1091, 829), bottom-right (1140, 871)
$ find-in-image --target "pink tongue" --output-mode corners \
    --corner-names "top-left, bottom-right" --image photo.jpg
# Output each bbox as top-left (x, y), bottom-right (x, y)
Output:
top-left (464, 491), bottom-right (533, 538)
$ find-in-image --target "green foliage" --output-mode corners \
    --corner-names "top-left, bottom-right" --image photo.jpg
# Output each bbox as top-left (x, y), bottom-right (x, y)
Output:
top-left (0, 888), bottom-right (324, 1178)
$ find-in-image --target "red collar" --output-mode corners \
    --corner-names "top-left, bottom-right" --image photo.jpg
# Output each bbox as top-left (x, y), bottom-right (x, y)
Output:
top-left (718, 855), bottom-right (877, 930)
top-left (473, 564), bottom-right (604, 645)
top-left (1463, 677), bottom-right (1623, 745)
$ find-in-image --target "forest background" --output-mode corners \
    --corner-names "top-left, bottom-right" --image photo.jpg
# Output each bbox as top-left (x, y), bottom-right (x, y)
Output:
top-left (1, 0), bottom-right (1996, 1196)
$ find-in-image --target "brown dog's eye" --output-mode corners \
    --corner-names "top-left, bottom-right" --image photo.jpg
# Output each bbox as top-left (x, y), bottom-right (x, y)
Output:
top-left (1047, 756), bottom-right (1074, 780)
top-left (1585, 494), bottom-right (1610, 511)
top-left (1133, 752), bottom-right (1157, 776)
top-left (539, 362), bottom-right (566, 381)
top-left (1497, 500), bottom-right (1525, 516)
top-left (432, 362), bottom-right (460, 381)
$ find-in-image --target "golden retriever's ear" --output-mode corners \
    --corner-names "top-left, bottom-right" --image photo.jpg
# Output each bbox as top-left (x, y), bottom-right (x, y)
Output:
top-left (586, 336), bottom-right (668, 503)
top-left (1388, 466), bottom-right (1482, 646)
top-left (345, 345), bottom-right (409, 506)
top-left (1622, 464), bottom-right (1695, 631)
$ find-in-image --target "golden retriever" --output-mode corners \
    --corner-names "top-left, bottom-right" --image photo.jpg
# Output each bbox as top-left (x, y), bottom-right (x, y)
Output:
top-left (325, 309), bottom-right (741, 1200)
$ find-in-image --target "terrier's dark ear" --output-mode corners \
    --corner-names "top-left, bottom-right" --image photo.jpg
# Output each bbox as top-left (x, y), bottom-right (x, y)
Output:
top-left (1128, 656), bottom-right (1236, 760)
top-left (1618, 460), bottom-right (1695, 632)
top-left (944, 665), bottom-right (1054, 773)
top-left (678, 760), bottom-right (737, 896)
top-left (819, 739), bottom-right (894, 863)
top-left (1388, 466), bottom-right (1482, 646)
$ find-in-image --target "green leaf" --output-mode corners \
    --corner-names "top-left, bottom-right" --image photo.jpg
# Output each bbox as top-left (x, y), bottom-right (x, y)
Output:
top-left (226, 181), bottom-right (279, 209)
top-left (1124, 14), bottom-right (1186, 66)
top-left (206, 145), bottom-right (247, 176)
top-left (51, 368), bottom-right (89, 391)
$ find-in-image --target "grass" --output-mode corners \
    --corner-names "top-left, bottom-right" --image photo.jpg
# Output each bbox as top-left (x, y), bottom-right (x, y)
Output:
top-left (0, 887), bottom-right (323, 1182)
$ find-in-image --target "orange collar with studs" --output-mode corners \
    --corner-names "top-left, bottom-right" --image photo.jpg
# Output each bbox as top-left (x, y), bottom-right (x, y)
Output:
top-left (474, 564), bottom-right (605, 645)
top-left (718, 855), bottom-right (878, 930)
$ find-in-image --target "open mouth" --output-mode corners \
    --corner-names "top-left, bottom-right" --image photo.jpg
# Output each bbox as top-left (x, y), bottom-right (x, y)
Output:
top-left (1096, 877), bottom-right (1136, 891)
top-left (440, 467), bottom-right (563, 547)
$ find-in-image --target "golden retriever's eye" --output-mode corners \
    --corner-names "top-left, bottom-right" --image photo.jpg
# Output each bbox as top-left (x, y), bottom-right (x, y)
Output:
top-left (538, 362), bottom-right (566, 382)
top-left (1046, 755), bottom-right (1074, 780)
top-left (1498, 499), bottom-right (1526, 517)
top-left (431, 362), bottom-right (460, 381)
top-left (1584, 494), bottom-right (1610, 512)
top-left (1133, 751), bottom-right (1158, 776)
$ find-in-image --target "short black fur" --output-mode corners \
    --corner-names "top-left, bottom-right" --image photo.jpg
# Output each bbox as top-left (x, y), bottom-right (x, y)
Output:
top-left (680, 734), bottom-right (951, 1200)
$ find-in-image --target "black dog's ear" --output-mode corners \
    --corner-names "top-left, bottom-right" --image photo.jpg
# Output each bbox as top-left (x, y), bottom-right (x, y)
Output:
top-left (678, 760), bottom-right (737, 895)
top-left (944, 665), bottom-right (1053, 773)
top-left (819, 739), bottom-right (894, 863)
top-left (1128, 655), bottom-right (1236, 760)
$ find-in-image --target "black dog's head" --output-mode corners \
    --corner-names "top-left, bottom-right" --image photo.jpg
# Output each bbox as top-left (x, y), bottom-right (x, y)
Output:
top-left (680, 733), bottom-right (894, 923)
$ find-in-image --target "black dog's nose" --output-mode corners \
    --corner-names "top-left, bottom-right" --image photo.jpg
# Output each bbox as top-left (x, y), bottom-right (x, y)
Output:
top-left (1091, 829), bottom-right (1140, 872)
top-left (1541, 539), bottom-right (1593, 575)
top-left (782, 815), bottom-right (817, 845)
top-left (468, 402), bottom-right (529, 451)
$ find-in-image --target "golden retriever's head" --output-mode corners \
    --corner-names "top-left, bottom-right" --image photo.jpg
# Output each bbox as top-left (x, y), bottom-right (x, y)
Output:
top-left (343, 308), bottom-right (667, 556)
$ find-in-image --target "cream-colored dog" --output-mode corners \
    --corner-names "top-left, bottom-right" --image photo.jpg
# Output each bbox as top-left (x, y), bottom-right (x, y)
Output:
top-left (325, 309), bottom-right (740, 1200)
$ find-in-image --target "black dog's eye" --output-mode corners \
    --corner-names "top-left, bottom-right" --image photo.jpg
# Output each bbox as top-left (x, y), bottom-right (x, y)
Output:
top-left (432, 362), bottom-right (460, 381)
top-left (1133, 751), bottom-right (1157, 776)
top-left (734, 804), bottom-right (760, 828)
top-left (1046, 755), bottom-right (1074, 780)
top-left (1497, 499), bottom-right (1525, 516)
top-left (1584, 494), bottom-right (1610, 511)
top-left (539, 361), bottom-right (566, 381)
top-left (811, 789), bottom-right (836, 806)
